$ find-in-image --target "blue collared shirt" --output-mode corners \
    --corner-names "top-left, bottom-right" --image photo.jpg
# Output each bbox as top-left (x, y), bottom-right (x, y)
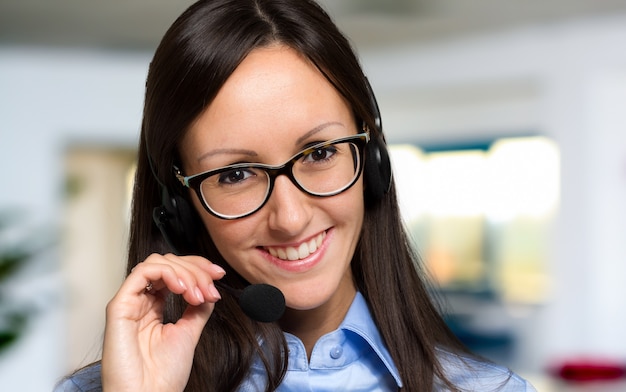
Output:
top-left (56, 292), bottom-right (536, 391)
top-left (238, 292), bottom-right (535, 391)
top-left (238, 292), bottom-right (401, 391)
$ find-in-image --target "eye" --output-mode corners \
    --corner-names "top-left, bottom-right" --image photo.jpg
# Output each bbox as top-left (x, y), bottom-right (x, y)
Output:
top-left (303, 145), bottom-right (338, 164)
top-left (217, 168), bottom-right (256, 185)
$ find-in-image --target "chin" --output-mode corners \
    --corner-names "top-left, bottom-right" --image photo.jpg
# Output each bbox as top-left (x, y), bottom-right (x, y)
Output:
top-left (282, 287), bottom-right (334, 311)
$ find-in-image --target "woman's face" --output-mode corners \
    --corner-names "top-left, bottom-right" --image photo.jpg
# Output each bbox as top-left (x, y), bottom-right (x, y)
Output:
top-left (180, 46), bottom-right (364, 312)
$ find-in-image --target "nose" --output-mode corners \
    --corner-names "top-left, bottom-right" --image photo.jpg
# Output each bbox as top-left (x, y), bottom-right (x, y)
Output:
top-left (265, 174), bottom-right (312, 236)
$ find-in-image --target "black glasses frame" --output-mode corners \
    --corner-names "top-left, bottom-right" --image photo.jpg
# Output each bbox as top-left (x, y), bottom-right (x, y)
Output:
top-left (175, 133), bottom-right (370, 220)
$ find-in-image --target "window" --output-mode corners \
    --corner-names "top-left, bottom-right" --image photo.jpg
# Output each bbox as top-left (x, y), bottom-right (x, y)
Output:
top-left (391, 136), bottom-right (559, 304)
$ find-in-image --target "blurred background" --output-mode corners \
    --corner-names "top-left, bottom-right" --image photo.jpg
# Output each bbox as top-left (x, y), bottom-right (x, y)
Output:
top-left (2, 0), bottom-right (626, 390)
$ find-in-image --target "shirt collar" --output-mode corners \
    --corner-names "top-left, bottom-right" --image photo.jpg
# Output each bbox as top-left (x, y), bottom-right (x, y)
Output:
top-left (253, 292), bottom-right (403, 388)
top-left (339, 292), bottom-right (403, 387)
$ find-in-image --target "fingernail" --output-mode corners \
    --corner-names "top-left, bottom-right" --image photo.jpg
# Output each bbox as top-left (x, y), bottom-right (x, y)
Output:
top-left (209, 284), bottom-right (221, 300)
top-left (212, 264), bottom-right (226, 276)
top-left (194, 287), bottom-right (205, 303)
top-left (178, 279), bottom-right (187, 290)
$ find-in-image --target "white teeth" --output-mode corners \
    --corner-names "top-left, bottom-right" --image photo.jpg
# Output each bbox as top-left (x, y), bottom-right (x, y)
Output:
top-left (308, 238), bottom-right (318, 253)
top-left (266, 232), bottom-right (326, 261)
top-left (287, 247), bottom-right (299, 260)
top-left (297, 243), bottom-right (309, 259)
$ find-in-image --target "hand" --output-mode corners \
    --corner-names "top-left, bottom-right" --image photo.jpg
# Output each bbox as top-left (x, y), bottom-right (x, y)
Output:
top-left (101, 253), bottom-right (225, 392)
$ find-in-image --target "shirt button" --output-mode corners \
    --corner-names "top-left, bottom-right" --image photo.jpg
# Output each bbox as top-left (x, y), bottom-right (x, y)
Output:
top-left (329, 345), bottom-right (343, 359)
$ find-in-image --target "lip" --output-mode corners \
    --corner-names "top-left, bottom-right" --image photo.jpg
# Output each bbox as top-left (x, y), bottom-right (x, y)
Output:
top-left (258, 229), bottom-right (332, 273)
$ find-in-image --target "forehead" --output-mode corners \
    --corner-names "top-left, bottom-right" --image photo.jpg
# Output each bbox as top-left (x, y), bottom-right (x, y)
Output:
top-left (181, 45), bottom-right (355, 166)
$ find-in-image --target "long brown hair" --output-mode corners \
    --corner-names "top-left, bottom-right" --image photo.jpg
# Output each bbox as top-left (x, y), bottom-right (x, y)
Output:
top-left (130, 0), bottom-right (471, 390)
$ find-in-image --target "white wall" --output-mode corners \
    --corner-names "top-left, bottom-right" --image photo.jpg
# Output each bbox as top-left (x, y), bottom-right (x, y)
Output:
top-left (1, 11), bottom-right (626, 389)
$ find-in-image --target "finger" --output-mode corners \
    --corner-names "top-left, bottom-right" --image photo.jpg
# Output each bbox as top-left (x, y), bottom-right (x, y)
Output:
top-left (160, 253), bottom-right (226, 282)
top-left (125, 259), bottom-right (188, 298)
top-left (133, 254), bottom-right (223, 305)
top-left (173, 254), bottom-right (227, 278)
top-left (176, 300), bottom-right (215, 343)
top-left (122, 262), bottom-right (206, 308)
top-left (160, 254), bottom-right (224, 303)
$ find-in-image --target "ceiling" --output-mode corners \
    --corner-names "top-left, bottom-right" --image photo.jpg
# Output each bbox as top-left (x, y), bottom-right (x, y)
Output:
top-left (2, 0), bottom-right (626, 50)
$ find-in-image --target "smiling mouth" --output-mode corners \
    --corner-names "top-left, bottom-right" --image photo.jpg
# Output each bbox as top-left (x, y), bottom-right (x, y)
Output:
top-left (264, 231), bottom-right (327, 261)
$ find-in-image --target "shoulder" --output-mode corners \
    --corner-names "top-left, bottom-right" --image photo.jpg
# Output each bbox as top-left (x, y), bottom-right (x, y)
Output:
top-left (54, 363), bottom-right (102, 392)
top-left (437, 349), bottom-right (537, 391)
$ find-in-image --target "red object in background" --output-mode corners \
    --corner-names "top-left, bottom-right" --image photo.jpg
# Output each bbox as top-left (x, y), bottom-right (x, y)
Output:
top-left (552, 360), bottom-right (626, 382)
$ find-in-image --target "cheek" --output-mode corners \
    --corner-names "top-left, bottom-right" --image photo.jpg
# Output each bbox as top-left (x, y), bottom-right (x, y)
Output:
top-left (193, 201), bottom-right (255, 269)
top-left (197, 211), bottom-right (243, 254)
top-left (334, 179), bottom-right (365, 220)
top-left (188, 193), bottom-right (236, 254)
top-left (205, 221), bottom-right (244, 251)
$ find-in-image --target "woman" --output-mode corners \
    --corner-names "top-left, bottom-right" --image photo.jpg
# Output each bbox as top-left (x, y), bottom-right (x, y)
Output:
top-left (56, 0), bottom-right (536, 390)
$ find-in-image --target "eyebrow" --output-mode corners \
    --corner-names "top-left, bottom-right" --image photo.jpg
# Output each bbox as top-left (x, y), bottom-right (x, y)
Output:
top-left (295, 121), bottom-right (343, 145)
top-left (197, 121), bottom-right (344, 163)
top-left (197, 148), bottom-right (257, 163)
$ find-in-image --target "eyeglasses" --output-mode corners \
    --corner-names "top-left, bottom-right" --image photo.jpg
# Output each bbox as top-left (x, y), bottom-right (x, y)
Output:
top-left (175, 133), bottom-right (369, 219)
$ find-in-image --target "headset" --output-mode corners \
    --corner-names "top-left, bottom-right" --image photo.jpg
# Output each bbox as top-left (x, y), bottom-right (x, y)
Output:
top-left (363, 77), bottom-right (392, 201)
top-left (151, 78), bottom-right (392, 254)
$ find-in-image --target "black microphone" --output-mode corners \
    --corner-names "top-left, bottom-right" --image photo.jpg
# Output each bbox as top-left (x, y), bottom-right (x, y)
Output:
top-left (153, 205), bottom-right (286, 323)
top-left (214, 281), bottom-right (285, 323)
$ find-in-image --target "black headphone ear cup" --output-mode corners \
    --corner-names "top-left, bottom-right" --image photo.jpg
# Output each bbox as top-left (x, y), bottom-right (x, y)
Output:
top-left (153, 186), bottom-right (198, 254)
top-left (363, 77), bottom-right (392, 202)
top-left (171, 193), bottom-right (198, 243)
top-left (364, 135), bottom-right (392, 201)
